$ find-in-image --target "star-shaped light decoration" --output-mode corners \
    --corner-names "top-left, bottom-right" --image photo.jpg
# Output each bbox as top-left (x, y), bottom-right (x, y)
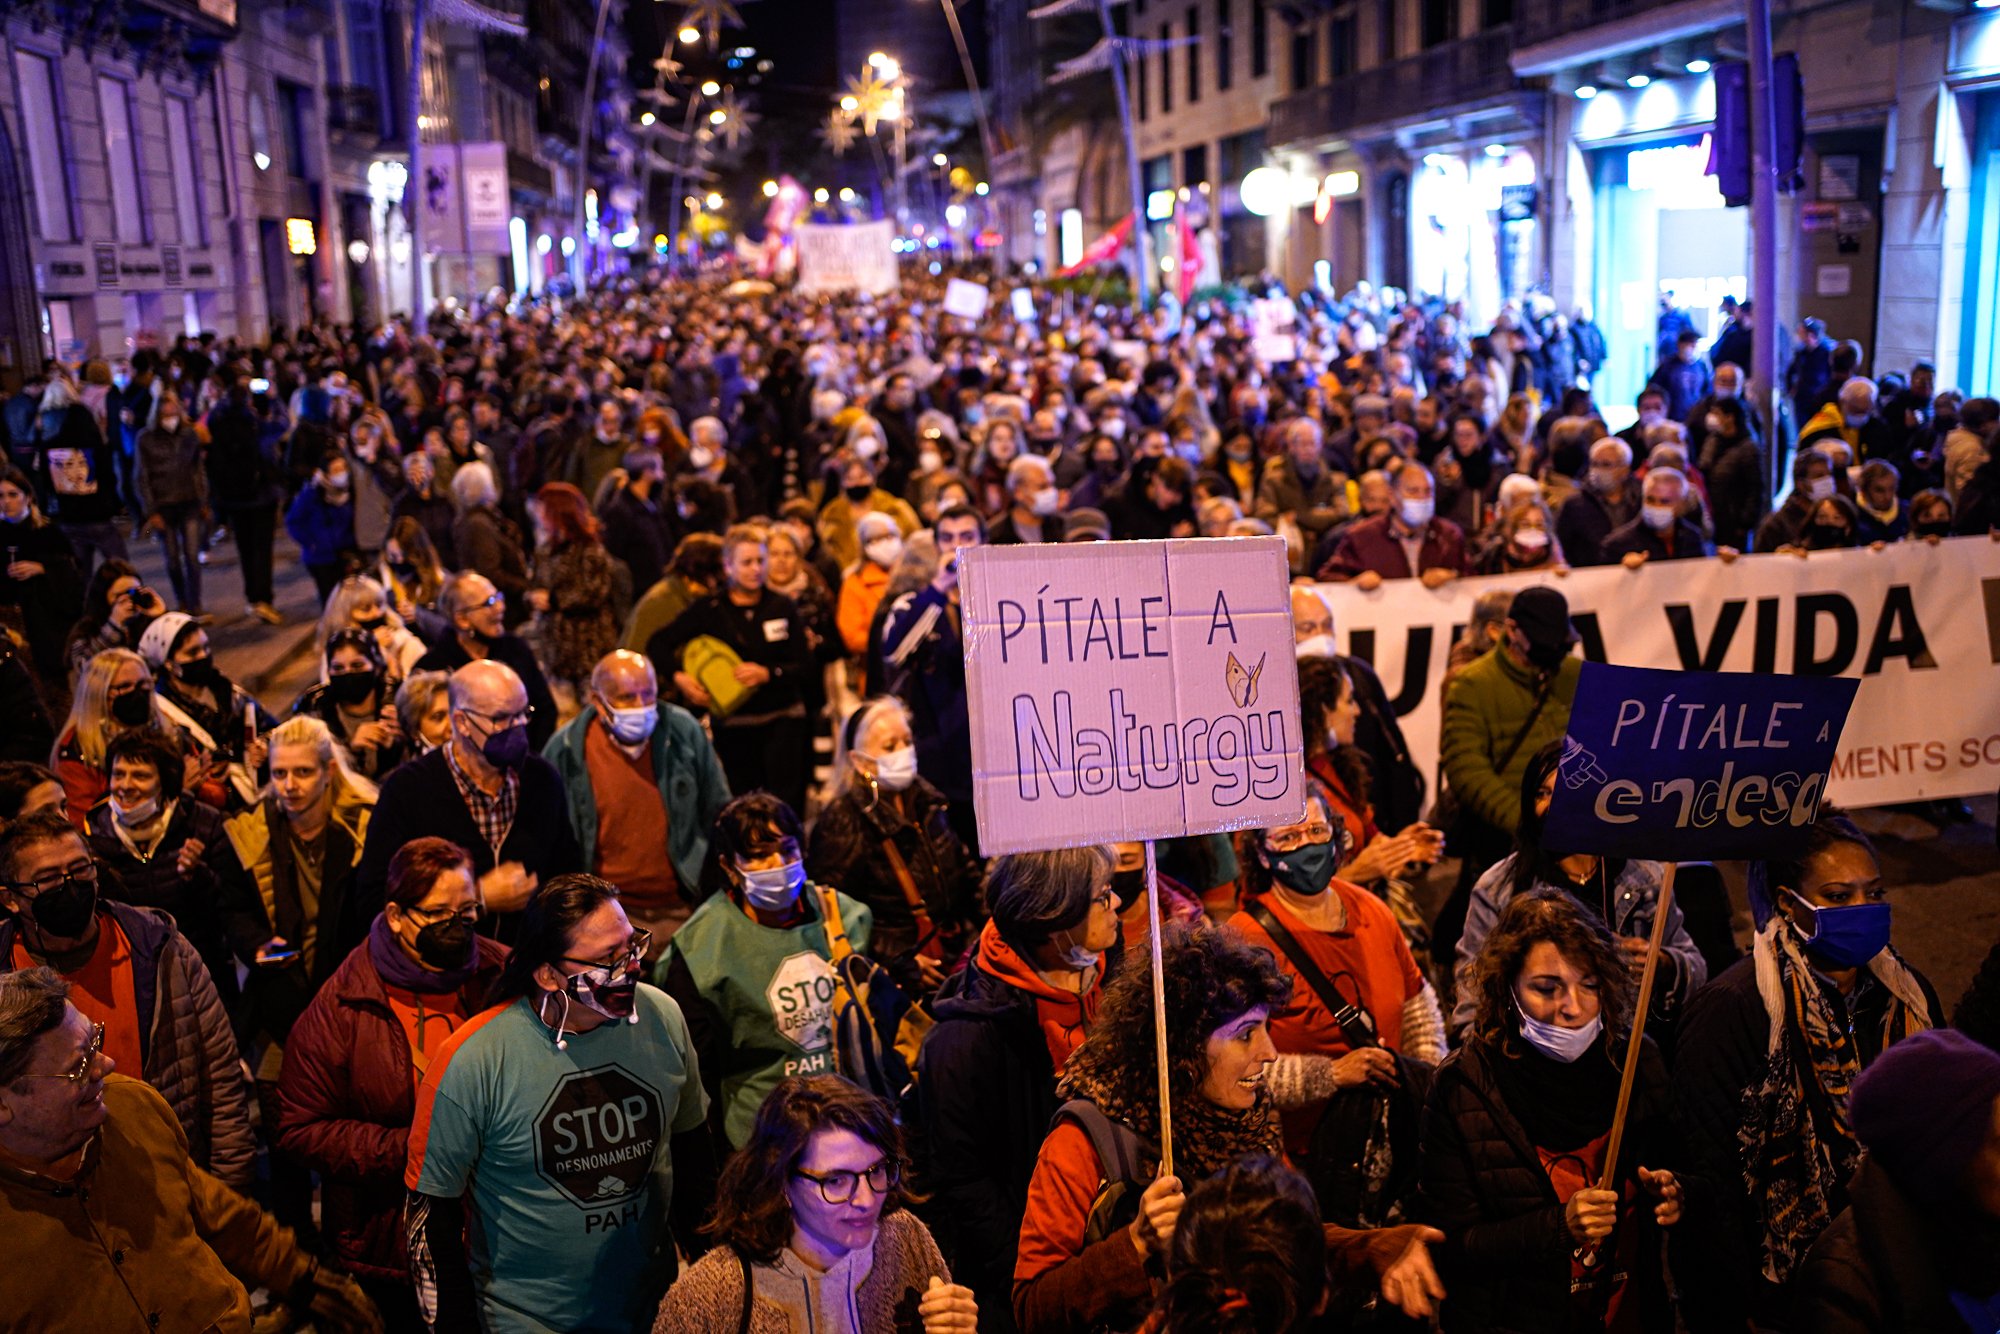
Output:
top-left (678, 0), bottom-right (750, 51)
top-left (711, 86), bottom-right (757, 152)
top-left (819, 109), bottom-right (858, 156)
top-left (843, 65), bottom-right (895, 137)
top-left (651, 52), bottom-right (684, 83)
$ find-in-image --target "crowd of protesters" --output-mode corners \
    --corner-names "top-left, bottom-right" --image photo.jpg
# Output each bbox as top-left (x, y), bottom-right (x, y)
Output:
top-left (0, 263), bottom-right (1996, 1334)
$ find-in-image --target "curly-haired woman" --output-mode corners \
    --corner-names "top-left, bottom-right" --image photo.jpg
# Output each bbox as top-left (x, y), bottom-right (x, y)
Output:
top-left (1012, 924), bottom-right (1443, 1334)
top-left (654, 1074), bottom-right (977, 1333)
top-left (1419, 891), bottom-right (1686, 1333)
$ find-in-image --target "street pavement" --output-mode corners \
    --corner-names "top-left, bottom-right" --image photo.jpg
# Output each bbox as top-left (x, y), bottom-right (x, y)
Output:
top-left (123, 523), bottom-right (2000, 1012)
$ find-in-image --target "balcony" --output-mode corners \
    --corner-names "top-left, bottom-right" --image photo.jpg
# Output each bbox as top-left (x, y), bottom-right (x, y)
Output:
top-left (1509, 0), bottom-right (1699, 49)
top-left (1269, 28), bottom-right (1521, 149)
top-left (326, 84), bottom-right (383, 139)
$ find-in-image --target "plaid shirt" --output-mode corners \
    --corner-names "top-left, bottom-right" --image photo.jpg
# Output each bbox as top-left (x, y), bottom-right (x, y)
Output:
top-left (445, 738), bottom-right (519, 861)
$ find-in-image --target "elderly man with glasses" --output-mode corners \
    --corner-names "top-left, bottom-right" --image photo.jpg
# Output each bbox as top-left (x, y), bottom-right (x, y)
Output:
top-left (0, 809), bottom-right (253, 1188)
top-left (413, 571), bottom-right (558, 752)
top-left (357, 660), bottom-right (580, 948)
top-left (0, 966), bottom-right (382, 1333)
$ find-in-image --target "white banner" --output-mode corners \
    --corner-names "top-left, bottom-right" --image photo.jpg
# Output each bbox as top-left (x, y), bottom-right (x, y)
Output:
top-left (1312, 537), bottom-right (2000, 808)
top-left (458, 141), bottom-right (510, 254)
top-left (795, 220), bottom-right (898, 295)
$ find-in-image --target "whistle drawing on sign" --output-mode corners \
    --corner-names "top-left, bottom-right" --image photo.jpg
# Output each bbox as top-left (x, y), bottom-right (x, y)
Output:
top-left (1225, 651), bottom-right (1266, 709)
top-left (1560, 736), bottom-right (1608, 788)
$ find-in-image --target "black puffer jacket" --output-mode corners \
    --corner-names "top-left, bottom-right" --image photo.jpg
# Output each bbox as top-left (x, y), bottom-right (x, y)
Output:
top-left (807, 776), bottom-right (980, 978)
top-left (1418, 1035), bottom-right (1678, 1334)
top-left (913, 950), bottom-right (1061, 1334)
top-left (87, 796), bottom-right (236, 999)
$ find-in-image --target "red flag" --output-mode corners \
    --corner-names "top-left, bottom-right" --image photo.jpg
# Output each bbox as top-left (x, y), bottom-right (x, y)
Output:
top-left (1176, 211), bottom-right (1203, 305)
top-left (1058, 212), bottom-right (1135, 277)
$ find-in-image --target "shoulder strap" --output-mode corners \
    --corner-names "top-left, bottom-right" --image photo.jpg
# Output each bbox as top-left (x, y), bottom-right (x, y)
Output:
top-left (1492, 677), bottom-right (1557, 777)
top-left (816, 885), bottom-right (854, 965)
top-left (1247, 899), bottom-right (1357, 1022)
top-left (1054, 1099), bottom-right (1148, 1187)
top-left (736, 1249), bottom-right (754, 1334)
top-left (877, 836), bottom-right (939, 938)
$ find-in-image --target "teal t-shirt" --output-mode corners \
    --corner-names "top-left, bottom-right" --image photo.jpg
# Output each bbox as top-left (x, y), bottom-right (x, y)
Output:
top-left (658, 883), bottom-right (873, 1147)
top-left (405, 983), bottom-right (708, 1334)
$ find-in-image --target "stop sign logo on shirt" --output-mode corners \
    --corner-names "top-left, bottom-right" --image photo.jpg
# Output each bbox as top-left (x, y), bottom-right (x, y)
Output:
top-left (531, 1065), bottom-right (664, 1210)
top-left (766, 950), bottom-right (838, 1056)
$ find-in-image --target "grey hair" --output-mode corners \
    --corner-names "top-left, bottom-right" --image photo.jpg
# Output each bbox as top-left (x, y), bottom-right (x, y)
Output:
top-left (0, 967), bottom-right (71, 1085)
top-left (394, 669), bottom-right (451, 737)
top-left (450, 460), bottom-right (497, 511)
top-left (439, 570), bottom-right (489, 622)
top-left (830, 696), bottom-right (913, 800)
top-left (1006, 454), bottom-right (1054, 490)
top-left (984, 846), bottom-right (1114, 951)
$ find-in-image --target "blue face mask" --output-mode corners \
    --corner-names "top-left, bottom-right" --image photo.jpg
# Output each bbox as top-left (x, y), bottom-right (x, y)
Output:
top-left (1786, 890), bottom-right (1891, 969)
top-left (1268, 838), bottom-right (1338, 897)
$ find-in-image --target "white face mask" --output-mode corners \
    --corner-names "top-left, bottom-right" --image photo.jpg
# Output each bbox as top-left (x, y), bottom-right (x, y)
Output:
top-left (1030, 488), bottom-right (1060, 517)
top-left (855, 435), bottom-right (883, 460)
top-left (1641, 503), bottom-right (1678, 531)
top-left (1398, 497), bottom-right (1434, 528)
top-left (868, 746), bottom-right (917, 791)
top-left (601, 702), bottom-right (657, 746)
top-left (1512, 527), bottom-right (1550, 551)
top-left (689, 445), bottom-right (717, 471)
top-left (1518, 1009), bottom-right (1602, 1063)
top-left (1098, 418), bottom-right (1126, 439)
top-left (1052, 926), bottom-right (1099, 971)
top-left (918, 449), bottom-right (944, 474)
top-left (1294, 633), bottom-right (1337, 660)
top-left (739, 859), bottom-right (806, 912)
top-left (112, 794), bottom-right (161, 828)
top-left (864, 535), bottom-right (904, 568)
top-left (1806, 475), bottom-right (1836, 503)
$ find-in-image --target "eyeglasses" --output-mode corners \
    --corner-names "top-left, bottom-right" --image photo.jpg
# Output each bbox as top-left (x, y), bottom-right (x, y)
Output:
top-left (1265, 821), bottom-right (1335, 854)
top-left (405, 902), bottom-right (485, 927)
top-left (794, 1159), bottom-right (899, 1204)
top-left (1089, 887), bottom-right (1116, 912)
top-left (463, 704), bottom-right (535, 731)
top-left (22, 1023), bottom-right (104, 1086)
top-left (563, 928), bottom-right (651, 973)
top-left (6, 860), bottom-right (98, 897)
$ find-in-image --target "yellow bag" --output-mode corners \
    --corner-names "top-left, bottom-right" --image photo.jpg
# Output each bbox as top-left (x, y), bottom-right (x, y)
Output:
top-left (682, 635), bottom-right (755, 717)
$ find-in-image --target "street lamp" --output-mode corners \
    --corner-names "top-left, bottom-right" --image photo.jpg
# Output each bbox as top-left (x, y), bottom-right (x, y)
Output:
top-left (640, 111), bottom-right (655, 126)
top-left (700, 79), bottom-right (721, 97)
top-left (932, 152), bottom-right (947, 168)
top-left (838, 186), bottom-right (856, 202)
top-left (762, 179), bottom-right (779, 197)
top-left (709, 108), bottom-right (728, 125)
top-left (678, 24), bottom-right (699, 43)
top-left (705, 192), bottom-right (723, 209)
top-left (840, 95), bottom-right (858, 112)
top-left (814, 186), bottom-right (830, 203)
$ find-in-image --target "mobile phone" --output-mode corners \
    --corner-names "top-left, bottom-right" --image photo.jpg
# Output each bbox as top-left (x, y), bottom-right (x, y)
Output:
top-left (259, 943), bottom-right (300, 965)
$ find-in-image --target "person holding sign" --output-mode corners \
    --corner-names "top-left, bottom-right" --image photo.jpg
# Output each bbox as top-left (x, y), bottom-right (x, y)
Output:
top-left (1419, 892), bottom-right (1686, 1333)
top-left (1012, 926), bottom-right (1445, 1334)
top-left (1451, 741), bottom-right (1706, 1035)
top-left (1672, 814), bottom-right (1942, 1333)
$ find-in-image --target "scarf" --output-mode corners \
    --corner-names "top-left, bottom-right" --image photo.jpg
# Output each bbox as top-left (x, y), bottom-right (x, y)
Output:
top-left (367, 912), bottom-right (478, 995)
top-left (1058, 1059), bottom-right (1283, 1184)
top-left (1484, 1032), bottom-right (1622, 1154)
top-left (1739, 921), bottom-right (1931, 1284)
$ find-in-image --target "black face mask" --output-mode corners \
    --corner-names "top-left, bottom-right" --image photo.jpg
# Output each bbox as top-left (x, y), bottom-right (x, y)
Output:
top-left (109, 688), bottom-right (153, 727)
top-left (1525, 639), bottom-right (1571, 672)
top-left (351, 612), bottom-right (387, 632)
top-left (843, 483), bottom-right (873, 504)
top-left (177, 655), bottom-right (227, 690)
top-left (25, 873), bottom-right (98, 939)
top-left (390, 561), bottom-right (420, 584)
top-left (412, 917), bottom-right (476, 971)
top-left (1805, 524), bottom-right (1853, 550)
top-left (1914, 520), bottom-right (1952, 539)
top-left (1111, 867), bottom-right (1144, 912)
top-left (327, 670), bottom-right (381, 706)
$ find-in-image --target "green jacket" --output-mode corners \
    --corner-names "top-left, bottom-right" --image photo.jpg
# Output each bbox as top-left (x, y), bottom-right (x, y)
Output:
top-left (541, 702), bottom-right (732, 893)
top-left (1439, 645), bottom-right (1580, 835)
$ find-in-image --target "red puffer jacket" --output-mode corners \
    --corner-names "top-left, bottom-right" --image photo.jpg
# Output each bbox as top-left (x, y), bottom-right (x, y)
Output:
top-left (275, 927), bottom-right (505, 1280)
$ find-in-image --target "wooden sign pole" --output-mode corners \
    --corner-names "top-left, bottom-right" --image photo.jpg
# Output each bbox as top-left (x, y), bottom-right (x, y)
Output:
top-left (1144, 840), bottom-right (1174, 1179)
top-left (1597, 861), bottom-right (1678, 1191)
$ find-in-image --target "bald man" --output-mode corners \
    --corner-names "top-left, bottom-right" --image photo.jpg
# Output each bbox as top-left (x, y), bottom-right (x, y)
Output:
top-left (355, 659), bottom-right (581, 945)
top-left (542, 650), bottom-right (732, 949)
top-left (1288, 584), bottom-right (1425, 833)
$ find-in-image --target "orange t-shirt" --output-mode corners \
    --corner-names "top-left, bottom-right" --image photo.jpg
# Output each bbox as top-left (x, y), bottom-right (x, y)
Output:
top-left (383, 984), bottom-right (471, 1092)
top-left (583, 715), bottom-right (678, 913)
top-left (15, 915), bottom-right (144, 1079)
top-left (1227, 885), bottom-right (1424, 1153)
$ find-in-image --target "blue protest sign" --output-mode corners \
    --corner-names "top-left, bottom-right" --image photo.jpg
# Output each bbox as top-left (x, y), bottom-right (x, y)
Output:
top-left (1542, 663), bottom-right (1859, 861)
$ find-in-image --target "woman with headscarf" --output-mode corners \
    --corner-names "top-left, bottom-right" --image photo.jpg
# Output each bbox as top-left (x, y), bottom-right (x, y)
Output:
top-left (1672, 812), bottom-right (1941, 1332)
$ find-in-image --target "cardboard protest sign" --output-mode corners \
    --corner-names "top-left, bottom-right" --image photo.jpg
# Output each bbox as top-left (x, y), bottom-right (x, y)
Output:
top-left (959, 537), bottom-right (1307, 855)
top-left (796, 220), bottom-right (898, 294)
top-left (1009, 288), bottom-right (1036, 322)
top-left (1543, 662), bottom-right (1859, 861)
top-left (943, 278), bottom-right (990, 319)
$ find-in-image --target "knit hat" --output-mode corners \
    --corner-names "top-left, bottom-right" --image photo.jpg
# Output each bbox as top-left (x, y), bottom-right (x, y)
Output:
top-left (1850, 1028), bottom-right (2000, 1204)
top-left (137, 611), bottom-right (195, 669)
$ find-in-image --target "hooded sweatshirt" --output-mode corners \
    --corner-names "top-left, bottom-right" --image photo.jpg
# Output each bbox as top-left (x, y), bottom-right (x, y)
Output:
top-left (970, 919), bottom-right (1101, 1074)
